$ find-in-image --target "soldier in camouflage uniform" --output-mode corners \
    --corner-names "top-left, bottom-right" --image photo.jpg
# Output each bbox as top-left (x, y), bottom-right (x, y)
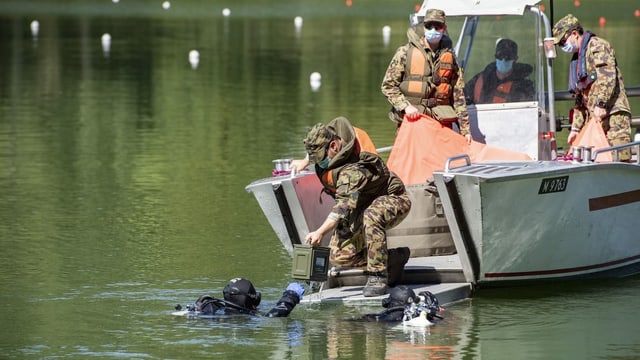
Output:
top-left (303, 117), bottom-right (411, 297)
top-left (381, 9), bottom-right (472, 144)
top-left (552, 14), bottom-right (632, 161)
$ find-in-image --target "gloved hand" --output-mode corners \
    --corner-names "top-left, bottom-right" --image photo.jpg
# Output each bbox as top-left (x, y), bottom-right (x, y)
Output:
top-left (286, 282), bottom-right (305, 298)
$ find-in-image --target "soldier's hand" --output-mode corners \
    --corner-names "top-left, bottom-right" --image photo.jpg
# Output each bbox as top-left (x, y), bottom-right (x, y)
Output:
top-left (567, 130), bottom-right (579, 144)
top-left (290, 159), bottom-right (310, 173)
top-left (404, 105), bottom-right (421, 121)
top-left (591, 107), bottom-right (606, 123)
top-left (305, 231), bottom-right (323, 246)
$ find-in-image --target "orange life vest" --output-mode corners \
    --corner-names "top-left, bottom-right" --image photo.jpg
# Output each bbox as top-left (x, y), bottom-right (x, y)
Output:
top-left (400, 47), bottom-right (455, 108)
top-left (433, 51), bottom-right (455, 105)
top-left (319, 127), bottom-right (378, 196)
top-left (473, 75), bottom-right (514, 104)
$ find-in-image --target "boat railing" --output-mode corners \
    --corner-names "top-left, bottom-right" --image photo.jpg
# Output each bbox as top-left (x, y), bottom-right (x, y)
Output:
top-left (592, 141), bottom-right (640, 164)
top-left (444, 154), bottom-right (472, 173)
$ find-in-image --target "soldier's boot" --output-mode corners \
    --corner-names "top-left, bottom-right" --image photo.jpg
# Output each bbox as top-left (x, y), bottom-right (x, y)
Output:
top-left (362, 273), bottom-right (388, 297)
top-left (387, 247), bottom-right (411, 287)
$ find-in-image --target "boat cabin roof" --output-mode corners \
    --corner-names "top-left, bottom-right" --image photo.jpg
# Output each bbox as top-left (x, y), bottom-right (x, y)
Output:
top-left (416, 0), bottom-right (541, 17)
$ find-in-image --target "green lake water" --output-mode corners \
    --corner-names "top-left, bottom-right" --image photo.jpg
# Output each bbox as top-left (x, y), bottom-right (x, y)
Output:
top-left (1, 1), bottom-right (639, 359)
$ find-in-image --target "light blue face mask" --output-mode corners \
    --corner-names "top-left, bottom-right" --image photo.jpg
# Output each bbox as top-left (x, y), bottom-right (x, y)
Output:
top-left (561, 41), bottom-right (578, 54)
top-left (317, 156), bottom-right (331, 169)
top-left (495, 59), bottom-right (514, 73)
top-left (424, 29), bottom-right (443, 44)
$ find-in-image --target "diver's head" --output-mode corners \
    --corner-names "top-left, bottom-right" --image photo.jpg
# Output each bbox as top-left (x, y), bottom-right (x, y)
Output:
top-left (418, 291), bottom-right (440, 318)
top-left (382, 285), bottom-right (419, 308)
top-left (223, 278), bottom-right (262, 310)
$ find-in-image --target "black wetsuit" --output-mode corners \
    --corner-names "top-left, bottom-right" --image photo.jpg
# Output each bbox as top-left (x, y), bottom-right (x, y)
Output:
top-left (359, 306), bottom-right (406, 322)
top-left (186, 290), bottom-right (300, 318)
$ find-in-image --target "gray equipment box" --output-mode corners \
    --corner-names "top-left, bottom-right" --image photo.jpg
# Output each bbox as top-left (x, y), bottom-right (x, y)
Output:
top-left (291, 244), bottom-right (330, 282)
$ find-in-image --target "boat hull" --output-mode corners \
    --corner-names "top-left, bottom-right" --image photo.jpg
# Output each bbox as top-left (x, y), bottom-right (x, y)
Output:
top-left (245, 172), bottom-right (334, 255)
top-left (246, 171), bottom-right (457, 258)
top-left (433, 161), bottom-right (640, 286)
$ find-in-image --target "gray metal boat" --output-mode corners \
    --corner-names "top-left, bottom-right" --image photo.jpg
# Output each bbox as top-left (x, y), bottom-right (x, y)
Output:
top-left (246, 0), bottom-right (640, 303)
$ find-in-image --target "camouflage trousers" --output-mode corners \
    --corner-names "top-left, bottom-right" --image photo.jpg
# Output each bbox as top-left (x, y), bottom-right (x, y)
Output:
top-left (575, 109), bottom-right (632, 161)
top-left (329, 193), bottom-right (411, 274)
top-left (604, 111), bottom-right (632, 161)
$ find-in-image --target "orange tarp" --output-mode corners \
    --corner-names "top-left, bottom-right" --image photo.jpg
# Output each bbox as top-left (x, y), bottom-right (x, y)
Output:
top-left (387, 115), bottom-right (532, 185)
top-left (571, 119), bottom-right (612, 162)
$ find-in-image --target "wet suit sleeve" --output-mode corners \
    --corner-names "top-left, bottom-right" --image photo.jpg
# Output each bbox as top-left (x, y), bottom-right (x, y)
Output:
top-left (265, 290), bottom-right (301, 318)
top-left (359, 308), bottom-right (405, 322)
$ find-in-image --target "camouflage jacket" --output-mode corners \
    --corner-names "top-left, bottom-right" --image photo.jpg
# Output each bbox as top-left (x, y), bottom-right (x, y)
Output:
top-left (328, 153), bottom-right (406, 233)
top-left (571, 35), bottom-right (631, 130)
top-left (381, 25), bottom-right (469, 135)
top-left (314, 117), bottom-right (405, 232)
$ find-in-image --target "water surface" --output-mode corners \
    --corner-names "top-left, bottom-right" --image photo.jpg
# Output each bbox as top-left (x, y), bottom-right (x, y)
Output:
top-left (1, 1), bottom-right (639, 359)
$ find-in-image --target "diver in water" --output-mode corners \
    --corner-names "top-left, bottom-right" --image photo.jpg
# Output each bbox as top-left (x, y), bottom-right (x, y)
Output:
top-left (175, 278), bottom-right (305, 318)
top-left (360, 285), bottom-right (443, 323)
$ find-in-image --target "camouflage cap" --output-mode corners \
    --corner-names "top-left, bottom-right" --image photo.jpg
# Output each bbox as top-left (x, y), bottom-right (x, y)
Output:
top-left (552, 14), bottom-right (581, 44)
top-left (304, 123), bottom-right (336, 163)
top-left (495, 38), bottom-right (518, 60)
top-left (424, 9), bottom-right (446, 24)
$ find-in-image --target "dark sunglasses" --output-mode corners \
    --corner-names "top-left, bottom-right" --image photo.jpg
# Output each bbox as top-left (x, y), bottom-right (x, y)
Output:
top-left (558, 32), bottom-right (571, 47)
top-left (424, 22), bottom-right (444, 30)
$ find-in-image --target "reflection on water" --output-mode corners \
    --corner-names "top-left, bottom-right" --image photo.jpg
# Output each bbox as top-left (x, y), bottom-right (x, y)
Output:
top-left (1, 1), bottom-right (640, 359)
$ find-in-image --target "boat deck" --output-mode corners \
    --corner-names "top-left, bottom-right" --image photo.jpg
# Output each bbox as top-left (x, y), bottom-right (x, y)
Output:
top-left (439, 158), bottom-right (639, 180)
top-left (300, 255), bottom-right (472, 306)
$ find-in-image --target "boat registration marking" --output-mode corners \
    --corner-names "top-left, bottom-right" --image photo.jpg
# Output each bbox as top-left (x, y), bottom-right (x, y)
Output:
top-left (538, 176), bottom-right (569, 194)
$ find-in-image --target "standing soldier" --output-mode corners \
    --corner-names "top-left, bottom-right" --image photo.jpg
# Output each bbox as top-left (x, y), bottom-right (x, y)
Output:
top-left (303, 117), bottom-right (411, 297)
top-left (552, 14), bottom-right (632, 161)
top-left (381, 8), bottom-right (472, 144)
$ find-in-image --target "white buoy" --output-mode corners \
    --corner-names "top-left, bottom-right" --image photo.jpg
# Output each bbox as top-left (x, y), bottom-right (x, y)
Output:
top-left (101, 33), bottom-right (112, 56)
top-left (293, 16), bottom-right (303, 38)
top-left (310, 72), bottom-right (321, 82)
top-left (30, 20), bottom-right (39, 37)
top-left (112, 0), bottom-right (119, 3)
top-left (222, 8), bottom-right (231, 17)
top-left (310, 72), bottom-right (322, 92)
top-left (162, 1), bottom-right (170, 10)
top-left (382, 25), bottom-right (391, 46)
top-left (189, 50), bottom-right (200, 69)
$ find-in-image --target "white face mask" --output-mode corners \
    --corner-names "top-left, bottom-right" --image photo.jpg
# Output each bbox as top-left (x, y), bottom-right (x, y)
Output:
top-left (424, 28), bottom-right (443, 44)
top-left (561, 41), bottom-right (578, 53)
top-left (560, 34), bottom-right (579, 53)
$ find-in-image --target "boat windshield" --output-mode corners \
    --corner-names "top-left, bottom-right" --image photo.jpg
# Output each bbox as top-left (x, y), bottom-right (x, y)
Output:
top-left (450, 11), bottom-right (542, 105)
